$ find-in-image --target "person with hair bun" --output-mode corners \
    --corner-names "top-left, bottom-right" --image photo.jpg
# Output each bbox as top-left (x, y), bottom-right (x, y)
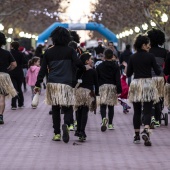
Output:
top-left (147, 28), bottom-right (167, 128)
top-left (34, 27), bottom-right (89, 143)
top-left (127, 34), bottom-right (161, 146)
top-left (9, 41), bottom-right (25, 110)
top-left (0, 32), bottom-right (17, 124)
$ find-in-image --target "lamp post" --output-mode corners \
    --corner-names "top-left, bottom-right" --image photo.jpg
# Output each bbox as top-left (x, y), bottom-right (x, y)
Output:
top-left (161, 13), bottom-right (168, 48)
top-left (0, 23), bottom-right (4, 31)
top-left (161, 13), bottom-right (168, 32)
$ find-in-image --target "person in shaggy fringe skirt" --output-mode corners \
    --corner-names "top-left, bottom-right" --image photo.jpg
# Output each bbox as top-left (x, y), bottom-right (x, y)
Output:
top-left (127, 34), bottom-right (161, 146)
top-left (0, 32), bottom-right (17, 124)
top-left (96, 49), bottom-right (122, 132)
top-left (147, 28), bottom-right (167, 128)
top-left (34, 27), bottom-right (89, 143)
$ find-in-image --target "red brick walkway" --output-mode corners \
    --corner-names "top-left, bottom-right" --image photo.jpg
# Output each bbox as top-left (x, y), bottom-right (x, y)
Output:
top-left (0, 88), bottom-right (170, 170)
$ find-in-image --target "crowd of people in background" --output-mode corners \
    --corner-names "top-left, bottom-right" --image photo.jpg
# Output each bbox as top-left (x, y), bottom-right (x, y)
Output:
top-left (0, 27), bottom-right (170, 147)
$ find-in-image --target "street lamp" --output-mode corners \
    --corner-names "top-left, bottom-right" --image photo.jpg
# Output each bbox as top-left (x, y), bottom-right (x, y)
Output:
top-left (134, 26), bottom-right (140, 33)
top-left (19, 31), bottom-right (25, 37)
top-left (0, 23), bottom-right (4, 31)
top-left (161, 13), bottom-right (168, 23)
top-left (7, 37), bottom-right (12, 43)
top-left (142, 23), bottom-right (148, 31)
top-left (150, 20), bottom-right (156, 27)
top-left (8, 28), bottom-right (13, 34)
top-left (129, 29), bottom-right (133, 35)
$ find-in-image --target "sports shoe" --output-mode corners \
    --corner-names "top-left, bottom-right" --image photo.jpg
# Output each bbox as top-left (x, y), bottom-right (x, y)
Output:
top-left (108, 124), bottom-right (115, 130)
top-left (154, 120), bottom-right (160, 127)
top-left (49, 110), bottom-right (53, 115)
top-left (52, 134), bottom-right (61, 141)
top-left (74, 130), bottom-right (80, 137)
top-left (32, 105), bottom-right (37, 109)
top-left (141, 128), bottom-right (152, 146)
top-left (79, 131), bottom-right (87, 142)
top-left (0, 115), bottom-right (4, 124)
top-left (11, 107), bottom-right (17, 110)
top-left (18, 105), bottom-right (24, 109)
top-left (62, 124), bottom-right (69, 143)
top-left (133, 135), bottom-right (140, 144)
top-left (150, 117), bottom-right (155, 129)
top-left (101, 118), bottom-right (108, 132)
top-left (123, 109), bottom-right (129, 114)
top-left (69, 124), bottom-right (74, 131)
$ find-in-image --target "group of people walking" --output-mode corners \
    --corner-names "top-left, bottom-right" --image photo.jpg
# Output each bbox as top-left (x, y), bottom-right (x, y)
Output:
top-left (0, 26), bottom-right (170, 147)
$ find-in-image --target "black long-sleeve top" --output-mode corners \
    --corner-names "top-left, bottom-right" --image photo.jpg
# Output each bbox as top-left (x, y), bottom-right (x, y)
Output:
top-left (76, 69), bottom-right (99, 95)
top-left (164, 53), bottom-right (170, 83)
top-left (149, 46), bottom-right (167, 76)
top-left (9, 49), bottom-right (24, 78)
top-left (96, 60), bottom-right (122, 94)
top-left (127, 49), bottom-right (161, 79)
top-left (35, 46), bottom-right (86, 88)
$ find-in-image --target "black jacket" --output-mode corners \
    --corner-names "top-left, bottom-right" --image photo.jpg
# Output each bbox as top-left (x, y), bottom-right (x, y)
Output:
top-left (120, 50), bottom-right (132, 64)
top-left (35, 45), bottom-right (86, 87)
top-left (9, 49), bottom-right (24, 78)
top-left (96, 60), bottom-right (122, 94)
top-left (76, 69), bottom-right (99, 95)
top-left (164, 53), bottom-right (170, 83)
top-left (127, 49), bottom-right (161, 79)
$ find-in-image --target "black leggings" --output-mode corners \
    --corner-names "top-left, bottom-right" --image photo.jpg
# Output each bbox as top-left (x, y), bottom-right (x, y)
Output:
top-left (133, 102), bottom-right (153, 129)
top-left (11, 77), bottom-right (24, 107)
top-left (100, 105), bottom-right (114, 124)
top-left (152, 99), bottom-right (163, 121)
top-left (77, 106), bottom-right (89, 133)
top-left (52, 105), bottom-right (73, 134)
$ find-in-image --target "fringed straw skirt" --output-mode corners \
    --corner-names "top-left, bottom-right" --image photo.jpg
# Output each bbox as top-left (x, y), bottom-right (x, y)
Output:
top-left (128, 78), bottom-right (159, 104)
top-left (164, 83), bottom-right (170, 108)
top-left (74, 87), bottom-right (95, 111)
top-left (152, 77), bottom-right (165, 98)
top-left (97, 84), bottom-right (117, 106)
top-left (0, 72), bottom-right (17, 98)
top-left (45, 83), bottom-right (75, 106)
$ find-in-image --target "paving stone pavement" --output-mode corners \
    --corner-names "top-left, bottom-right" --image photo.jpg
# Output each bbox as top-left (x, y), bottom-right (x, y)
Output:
top-left (0, 88), bottom-right (170, 170)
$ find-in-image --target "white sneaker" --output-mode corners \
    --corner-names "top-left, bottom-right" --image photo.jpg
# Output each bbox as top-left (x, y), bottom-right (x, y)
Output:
top-left (108, 124), bottom-right (115, 130)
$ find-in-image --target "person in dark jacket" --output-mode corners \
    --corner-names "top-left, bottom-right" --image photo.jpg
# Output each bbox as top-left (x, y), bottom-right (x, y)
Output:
top-left (94, 40), bottom-right (105, 63)
top-left (120, 44), bottom-right (132, 64)
top-left (34, 27), bottom-right (89, 143)
top-left (120, 44), bottom-right (132, 85)
top-left (9, 41), bottom-right (24, 109)
top-left (147, 28), bottom-right (167, 128)
top-left (96, 49), bottom-right (122, 131)
top-left (0, 32), bottom-right (17, 124)
top-left (164, 53), bottom-right (170, 112)
top-left (127, 34), bottom-right (161, 146)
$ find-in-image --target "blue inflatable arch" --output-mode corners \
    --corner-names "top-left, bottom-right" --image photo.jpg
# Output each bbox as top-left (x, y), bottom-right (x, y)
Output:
top-left (37, 22), bottom-right (117, 45)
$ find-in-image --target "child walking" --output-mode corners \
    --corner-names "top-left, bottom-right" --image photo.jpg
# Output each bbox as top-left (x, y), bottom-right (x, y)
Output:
top-left (75, 52), bottom-right (99, 141)
top-left (118, 61), bottom-right (131, 113)
top-left (96, 49), bottom-right (122, 131)
top-left (26, 57), bottom-right (40, 108)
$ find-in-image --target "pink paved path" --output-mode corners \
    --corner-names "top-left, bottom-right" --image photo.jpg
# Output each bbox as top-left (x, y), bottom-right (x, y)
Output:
top-left (0, 88), bottom-right (170, 170)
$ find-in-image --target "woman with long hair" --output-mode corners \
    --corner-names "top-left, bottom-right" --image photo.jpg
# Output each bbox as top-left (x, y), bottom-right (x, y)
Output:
top-left (127, 34), bottom-right (161, 146)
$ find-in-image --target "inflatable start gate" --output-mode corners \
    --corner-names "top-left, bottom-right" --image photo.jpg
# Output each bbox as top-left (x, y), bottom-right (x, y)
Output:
top-left (37, 22), bottom-right (118, 45)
